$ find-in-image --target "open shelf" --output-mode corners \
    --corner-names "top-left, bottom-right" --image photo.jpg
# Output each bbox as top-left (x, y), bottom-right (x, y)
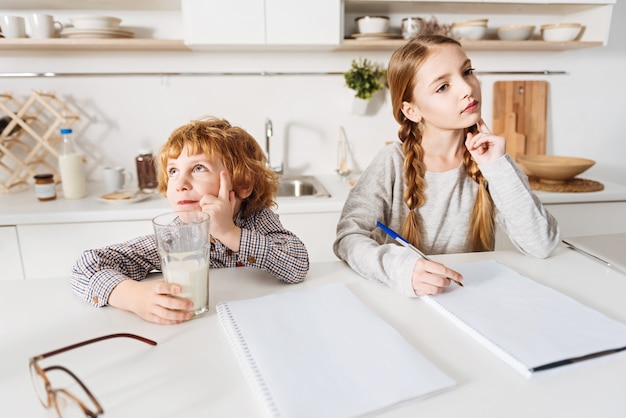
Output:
top-left (0, 38), bottom-right (189, 51)
top-left (336, 39), bottom-right (603, 52)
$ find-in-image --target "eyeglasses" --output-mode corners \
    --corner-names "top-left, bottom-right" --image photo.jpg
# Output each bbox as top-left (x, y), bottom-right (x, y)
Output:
top-left (29, 333), bottom-right (157, 418)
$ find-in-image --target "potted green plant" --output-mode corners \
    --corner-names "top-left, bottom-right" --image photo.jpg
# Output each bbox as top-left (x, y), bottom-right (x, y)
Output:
top-left (343, 58), bottom-right (388, 115)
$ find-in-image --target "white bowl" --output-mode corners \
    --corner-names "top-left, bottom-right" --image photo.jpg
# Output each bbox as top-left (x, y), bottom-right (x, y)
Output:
top-left (355, 16), bottom-right (389, 34)
top-left (70, 15), bottom-right (122, 30)
top-left (497, 25), bottom-right (535, 41)
top-left (454, 18), bottom-right (488, 27)
top-left (451, 24), bottom-right (487, 41)
top-left (541, 23), bottom-right (582, 42)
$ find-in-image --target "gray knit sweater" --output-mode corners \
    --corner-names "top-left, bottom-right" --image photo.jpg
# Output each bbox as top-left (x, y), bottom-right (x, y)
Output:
top-left (333, 141), bottom-right (560, 297)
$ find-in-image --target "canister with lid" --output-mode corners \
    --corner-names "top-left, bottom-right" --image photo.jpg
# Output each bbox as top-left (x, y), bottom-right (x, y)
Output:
top-left (135, 149), bottom-right (158, 192)
top-left (33, 173), bottom-right (56, 201)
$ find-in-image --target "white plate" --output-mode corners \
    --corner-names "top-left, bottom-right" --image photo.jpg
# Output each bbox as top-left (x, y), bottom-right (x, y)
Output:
top-left (61, 27), bottom-right (134, 39)
top-left (351, 32), bottom-right (402, 41)
top-left (97, 190), bottom-right (151, 205)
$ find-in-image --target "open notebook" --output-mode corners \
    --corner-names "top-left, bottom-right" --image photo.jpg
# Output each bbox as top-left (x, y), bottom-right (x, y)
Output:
top-left (562, 232), bottom-right (626, 275)
top-left (217, 283), bottom-right (455, 418)
top-left (423, 260), bottom-right (626, 378)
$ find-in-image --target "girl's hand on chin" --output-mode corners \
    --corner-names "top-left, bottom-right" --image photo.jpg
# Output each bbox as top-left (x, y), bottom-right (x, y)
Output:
top-left (465, 119), bottom-right (506, 165)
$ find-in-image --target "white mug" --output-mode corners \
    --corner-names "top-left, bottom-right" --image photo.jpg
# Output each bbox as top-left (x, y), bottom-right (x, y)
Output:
top-left (103, 166), bottom-right (133, 193)
top-left (1, 15), bottom-right (26, 38)
top-left (28, 13), bottom-right (63, 39)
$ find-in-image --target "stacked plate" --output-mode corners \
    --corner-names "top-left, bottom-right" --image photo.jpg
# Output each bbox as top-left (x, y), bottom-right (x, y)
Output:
top-left (351, 32), bottom-right (401, 41)
top-left (61, 28), bottom-right (134, 39)
top-left (60, 15), bottom-right (134, 39)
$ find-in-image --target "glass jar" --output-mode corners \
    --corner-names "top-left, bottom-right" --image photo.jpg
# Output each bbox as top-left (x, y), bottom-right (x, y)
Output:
top-left (135, 149), bottom-right (158, 193)
top-left (33, 173), bottom-right (57, 201)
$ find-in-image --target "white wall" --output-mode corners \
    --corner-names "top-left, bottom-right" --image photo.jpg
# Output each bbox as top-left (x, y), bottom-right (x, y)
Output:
top-left (1, 3), bottom-right (625, 188)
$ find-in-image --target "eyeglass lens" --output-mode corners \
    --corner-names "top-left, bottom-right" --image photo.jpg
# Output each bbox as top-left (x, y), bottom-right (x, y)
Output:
top-left (30, 363), bottom-right (98, 418)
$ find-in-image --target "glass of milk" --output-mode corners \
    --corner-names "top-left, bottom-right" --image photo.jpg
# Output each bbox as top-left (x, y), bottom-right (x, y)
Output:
top-left (152, 211), bottom-right (211, 318)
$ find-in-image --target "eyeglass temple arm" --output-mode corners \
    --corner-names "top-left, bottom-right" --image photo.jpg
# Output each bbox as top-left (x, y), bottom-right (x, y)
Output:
top-left (32, 333), bottom-right (157, 361)
top-left (44, 365), bottom-right (104, 416)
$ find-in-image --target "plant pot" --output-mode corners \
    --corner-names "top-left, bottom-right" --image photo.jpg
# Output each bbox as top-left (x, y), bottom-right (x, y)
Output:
top-left (350, 97), bottom-right (370, 115)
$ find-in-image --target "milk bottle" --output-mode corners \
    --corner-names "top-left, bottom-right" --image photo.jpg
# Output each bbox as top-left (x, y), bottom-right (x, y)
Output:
top-left (58, 128), bottom-right (87, 199)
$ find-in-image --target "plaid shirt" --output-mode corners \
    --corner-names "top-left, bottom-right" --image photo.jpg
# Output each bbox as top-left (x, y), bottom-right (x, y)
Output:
top-left (71, 207), bottom-right (309, 307)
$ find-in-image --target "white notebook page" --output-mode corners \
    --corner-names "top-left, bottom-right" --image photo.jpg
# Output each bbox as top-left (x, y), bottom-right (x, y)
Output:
top-left (217, 283), bottom-right (455, 418)
top-left (423, 260), bottom-right (626, 378)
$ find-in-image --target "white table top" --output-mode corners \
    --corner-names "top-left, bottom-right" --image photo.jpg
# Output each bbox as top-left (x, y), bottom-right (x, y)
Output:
top-left (2, 247), bottom-right (625, 418)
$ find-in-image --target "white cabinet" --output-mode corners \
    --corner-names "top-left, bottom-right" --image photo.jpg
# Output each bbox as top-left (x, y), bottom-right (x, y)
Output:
top-left (17, 220), bottom-right (153, 280)
top-left (0, 226), bottom-right (24, 280)
top-left (182, 0), bottom-right (342, 49)
top-left (279, 212), bottom-right (341, 263)
top-left (496, 201), bottom-right (626, 251)
top-left (543, 202), bottom-right (626, 238)
top-left (14, 211), bottom-right (342, 279)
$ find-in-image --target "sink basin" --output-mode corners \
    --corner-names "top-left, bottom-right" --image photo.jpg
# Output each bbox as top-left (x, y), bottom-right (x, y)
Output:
top-left (277, 175), bottom-right (331, 198)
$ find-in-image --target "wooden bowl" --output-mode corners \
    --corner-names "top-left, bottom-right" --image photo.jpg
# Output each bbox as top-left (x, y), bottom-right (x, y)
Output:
top-left (517, 155), bottom-right (595, 184)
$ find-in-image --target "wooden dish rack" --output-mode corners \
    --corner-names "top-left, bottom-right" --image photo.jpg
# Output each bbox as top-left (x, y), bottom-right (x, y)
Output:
top-left (0, 90), bottom-right (81, 193)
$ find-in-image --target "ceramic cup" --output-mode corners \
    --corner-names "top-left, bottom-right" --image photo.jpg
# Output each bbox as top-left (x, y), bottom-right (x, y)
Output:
top-left (153, 211), bottom-right (211, 318)
top-left (103, 166), bottom-right (132, 193)
top-left (28, 13), bottom-right (63, 39)
top-left (1, 15), bottom-right (26, 38)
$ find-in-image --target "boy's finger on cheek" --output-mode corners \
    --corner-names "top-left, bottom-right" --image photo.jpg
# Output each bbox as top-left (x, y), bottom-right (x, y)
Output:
top-left (219, 170), bottom-right (233, 199)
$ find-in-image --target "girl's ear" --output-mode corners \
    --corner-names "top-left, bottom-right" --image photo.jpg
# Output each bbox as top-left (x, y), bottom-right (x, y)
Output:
top-left (401, 100), bottom-right (422, 123)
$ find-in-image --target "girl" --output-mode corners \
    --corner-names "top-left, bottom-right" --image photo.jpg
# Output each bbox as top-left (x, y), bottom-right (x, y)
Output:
top-left (334, 35), bottom-right (559, 297)
top-left (72, 117), bottom-right (309, 324)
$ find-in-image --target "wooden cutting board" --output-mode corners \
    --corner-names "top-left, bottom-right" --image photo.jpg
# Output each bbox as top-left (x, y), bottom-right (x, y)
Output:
top-left (492, 81), bottom-right (548, 158)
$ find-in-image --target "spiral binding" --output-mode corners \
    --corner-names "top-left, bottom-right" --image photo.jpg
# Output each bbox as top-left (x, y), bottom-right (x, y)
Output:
top-left (216, 302), bottom-right (282, 417)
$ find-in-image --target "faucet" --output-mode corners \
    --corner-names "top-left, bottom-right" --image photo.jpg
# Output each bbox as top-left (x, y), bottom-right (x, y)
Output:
top-left (264, 118), bottom-right (283, 174)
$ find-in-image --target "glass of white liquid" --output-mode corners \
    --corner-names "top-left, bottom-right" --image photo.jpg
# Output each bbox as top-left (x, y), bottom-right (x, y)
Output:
top-left (153, 211), bottom-right (211, 318)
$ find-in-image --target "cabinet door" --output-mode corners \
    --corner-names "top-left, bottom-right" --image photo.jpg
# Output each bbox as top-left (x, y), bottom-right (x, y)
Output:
top-left (182, 0), bottom-right (265, 46)
top-left (279, 212), bottom-right (340, 263)
top-left (18, 221), bottom-right (153, 280)
top-left (0, 226), bottom-right (25, 280)
top-left (495, 201), bottom-right (626, 251)
top-left (266, 0), bottom-right (342, 45)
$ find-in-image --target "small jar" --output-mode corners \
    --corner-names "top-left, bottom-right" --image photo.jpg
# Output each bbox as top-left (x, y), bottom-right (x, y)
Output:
top-left (135, 149), bottom-right (158, 193)
top-left (33, 173), bottom-right (57, 201)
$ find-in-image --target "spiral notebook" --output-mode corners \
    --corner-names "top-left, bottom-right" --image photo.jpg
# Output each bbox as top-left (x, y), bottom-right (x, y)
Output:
top-left (217, 283), bottom-right (455, 418)
top-left (423, 260), bottom-right (626, 378)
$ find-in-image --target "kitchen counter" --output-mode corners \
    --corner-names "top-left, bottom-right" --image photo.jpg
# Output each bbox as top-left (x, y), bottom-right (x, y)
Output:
top-left (1, 175), bottom-right (626, 226)
top-left (0, 174), bottom-right (354, 226)
top-left (1, 249), bottom-right (625, 417)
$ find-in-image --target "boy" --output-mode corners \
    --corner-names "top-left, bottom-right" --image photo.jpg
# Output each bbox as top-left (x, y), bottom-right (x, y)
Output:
top-left (72, 117), bottom-right (309, 324)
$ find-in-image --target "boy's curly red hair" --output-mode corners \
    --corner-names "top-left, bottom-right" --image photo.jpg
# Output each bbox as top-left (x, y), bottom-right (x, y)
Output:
top-left (157, 117), bottom-right (279, 217)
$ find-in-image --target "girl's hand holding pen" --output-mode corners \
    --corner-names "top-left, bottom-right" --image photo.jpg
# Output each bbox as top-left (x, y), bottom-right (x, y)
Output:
top-left (465, 119), bottom-right (506, 165)
top-left (411, 258), bottom-right (463, 296)
top-left (375, 222), bottom-right (463, 295)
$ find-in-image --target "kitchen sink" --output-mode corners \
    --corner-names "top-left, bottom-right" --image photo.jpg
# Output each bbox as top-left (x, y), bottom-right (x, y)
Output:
top-left (277, 175), bottom-right (331, 198)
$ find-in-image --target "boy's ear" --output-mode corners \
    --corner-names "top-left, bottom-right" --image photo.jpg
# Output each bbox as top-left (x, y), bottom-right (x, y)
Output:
top-left (401, 100), bottom-right (422, 123)
top-left (236, 183), bottom-right (254, 200)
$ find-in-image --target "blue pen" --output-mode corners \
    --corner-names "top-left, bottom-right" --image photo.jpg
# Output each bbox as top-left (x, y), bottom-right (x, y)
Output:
top-left (376, 221), bottom-right (463, 287)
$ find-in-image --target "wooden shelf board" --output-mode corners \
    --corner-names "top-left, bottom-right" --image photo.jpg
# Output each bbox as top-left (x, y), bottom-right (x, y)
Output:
top-left (0, 38), bottom-right (604, 52)
top-left (0, 38), bottom-right (190, 51)
top-left (336, 39), bottom-right (604, 51)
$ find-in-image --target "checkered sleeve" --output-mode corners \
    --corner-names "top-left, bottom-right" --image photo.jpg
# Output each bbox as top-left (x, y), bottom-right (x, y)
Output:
top-left (236, 207), bottom-right (309, 283)
top-left (70, 233), bottom-right (160, 307)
